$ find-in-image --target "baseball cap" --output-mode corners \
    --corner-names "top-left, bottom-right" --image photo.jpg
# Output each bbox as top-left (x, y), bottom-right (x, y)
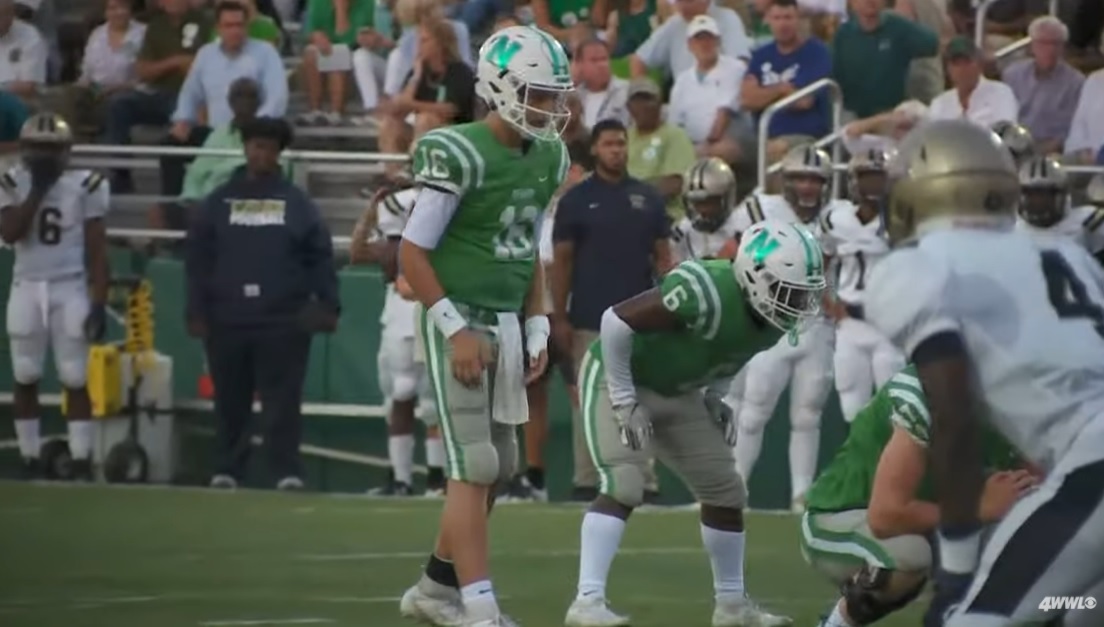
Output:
top-left (686, 15), bottom-right (721, 39)
top-left (628, 78), bottom-right (661, 100)
top-left (944, 36), bottom-right (980, 61)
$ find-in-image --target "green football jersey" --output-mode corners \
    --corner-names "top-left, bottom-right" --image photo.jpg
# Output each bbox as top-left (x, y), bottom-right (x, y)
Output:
top-left (805, 366), bottom-right (1022, 513)
top-left (588, 259), bottom-right (781, 397)
top-left (413, 122), bottom-right (569, 312)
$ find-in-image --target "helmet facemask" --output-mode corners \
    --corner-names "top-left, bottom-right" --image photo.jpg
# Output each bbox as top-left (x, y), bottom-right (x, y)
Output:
top-left (760, 271), bottom-right (825, 334)
top-left (21, 140), bottom-right (70, 174)
top-left (493, 78), bottom-right (572, 142)
top-left (848, 168), bottom-right (888, 208)
top-left (783, 173), bottom-right (827, 217)
top-left (686, 192), bottom-right (733, 233)
top-left (1019, 186), bottom-right (1067, 228)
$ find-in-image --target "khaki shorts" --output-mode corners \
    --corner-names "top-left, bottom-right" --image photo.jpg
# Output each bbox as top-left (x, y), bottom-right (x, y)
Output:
top-left (800, 509), bottom-right (933, 584)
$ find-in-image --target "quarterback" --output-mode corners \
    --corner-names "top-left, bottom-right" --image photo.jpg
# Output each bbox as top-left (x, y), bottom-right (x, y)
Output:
top-left (397, 25), bottom-right (571, 627)
top-left (670, 157), bottom-right (743, 261)
top-left (0, 113), bottom-right (109, 480)
top-left (863, 120), bottom-right (1104, 625)
top-left (728, 144), bottom-right (841, 511)
top-left (349, 184), bottom-right (446, 497)
top-left (820, 149), bottom-right (904, 422)
top-left (565, 219), bottom-right (823, 627)
top-left (802, 365), bottom-right (1033, 627)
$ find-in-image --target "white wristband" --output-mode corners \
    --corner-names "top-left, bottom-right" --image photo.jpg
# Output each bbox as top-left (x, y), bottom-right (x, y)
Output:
top-left (524, 315), bottom-right (550, 360)
top-left (939, 532), bottom-right (981, 575)
top-left (427, 298), bottom-right (468, 339)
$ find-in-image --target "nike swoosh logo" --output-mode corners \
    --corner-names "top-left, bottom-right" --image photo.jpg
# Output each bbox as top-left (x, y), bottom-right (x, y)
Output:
top-left (539, 176), bottom-right (549, 182)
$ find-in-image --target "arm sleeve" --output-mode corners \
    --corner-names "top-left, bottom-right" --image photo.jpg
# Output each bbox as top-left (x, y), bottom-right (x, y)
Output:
top-left (902, 16), bottom-right (939, 57)
top-left (551, 190), bottom-right (578, 243)
top-left (411, 129), bottom-right (474, 196)
top-left (633, 19), bottom-right (672, 68)
top-left (865, 248), bottom-right (960, 358)
top-left (651, 192), bottom-right (671, 238)
top-left (660, 260), bottom-right (723, 340)
top-left (256, 46), bottom-right (290, 118)
top-left (718, 9), bottom-right (752, 60)
top-left (659, 128), bottom-right (696, 177)
top-left (185, 195), bottom-right (217, 321)
top-left (377, 188), bottom-right (415, 237)
top-left (303, 205), bottom-right (341, 312)
top-left (993, 85), bottom-right (1019, 124)
top-left (1065, 80), bottom-right (1097, 154)
top-left (600, 307), bottom-right (638, 407)
top-left (885, 368), bottom-right (932, 446)
top-left (171, 49), bottom-right (205, 123)
top-left (401, 186), bottom-right (460, 250)
top-left (21, 32), bottom-right (47, 84)
top-left (81, 172), bottom-right (110, 220)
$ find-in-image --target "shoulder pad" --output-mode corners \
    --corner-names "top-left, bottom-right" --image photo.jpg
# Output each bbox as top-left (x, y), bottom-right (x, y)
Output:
top-left (0, 169), bottom-right (17, 195)
top-left (819, 206), bottom-right (835, 232)
top-left (82, 171), bottom-right (107, 193)
top-left (1082, 207), bottom-right (1104, 233)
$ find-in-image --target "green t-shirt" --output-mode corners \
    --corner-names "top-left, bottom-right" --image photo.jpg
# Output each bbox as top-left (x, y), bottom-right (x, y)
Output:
top-left (412, 123), bottom-right (569, 312)
top-left (588, 259), bottom-right (781, 397)
top-left (137, 10), bottom-right (213, 92)
top-left (180, 125), bottom-right (294, 202)
top-left (306, 0), bottom-right (375, 47)
top-left (209, 16), bottom-right (282, 48)
top-left (805, 366), bottom-right (1022, 513)
top-left (0, 91), bottom-right (28, 142)
top-left (547, 0), bottom-right (591, 28)
top-left (612, 0), bottom-right (657, 58)
top-left (627, 123), bottom-right (696, 221)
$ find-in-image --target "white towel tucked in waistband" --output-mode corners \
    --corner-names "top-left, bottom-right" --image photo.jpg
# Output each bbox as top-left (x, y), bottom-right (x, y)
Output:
top-left (492, 312), bottom-right (529, 425)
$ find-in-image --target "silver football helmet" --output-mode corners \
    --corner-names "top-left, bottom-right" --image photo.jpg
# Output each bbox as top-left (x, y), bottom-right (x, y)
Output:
top-left (780, 144), bottom-right (832, 216)
top-left (683, 157), bottom-right (737, 232)
top-left (847, 147), bottom-right (891, 206)
top-left (1017, 156), bottom-right (1068, 228)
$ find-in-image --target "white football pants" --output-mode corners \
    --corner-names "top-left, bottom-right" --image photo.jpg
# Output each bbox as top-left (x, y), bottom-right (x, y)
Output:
top-left (833, 317), bottom-right (905, 422)
top-left (6, 275), bottom-right (90, 388)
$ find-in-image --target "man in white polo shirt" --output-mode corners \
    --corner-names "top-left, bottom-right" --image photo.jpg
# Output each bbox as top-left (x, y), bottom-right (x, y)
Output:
top-left (0, 0), bottom-right (45, 102)
top-left (668, 14), bottom-right (747, 166)
top-left (929, 36), bottom-right (1018, 128)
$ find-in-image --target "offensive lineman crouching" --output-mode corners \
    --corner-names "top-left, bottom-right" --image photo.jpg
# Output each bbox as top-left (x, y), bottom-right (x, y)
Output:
top-left (0, 113), bottom-right (109, 480)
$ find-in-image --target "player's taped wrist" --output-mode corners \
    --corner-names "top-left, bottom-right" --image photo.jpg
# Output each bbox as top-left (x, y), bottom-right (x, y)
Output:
top-left (428, 298), bottom-right (468, 339)
top-left (524, 315), bottom-right (550, 360)
top-left (938, 527), bottom-right (981, 575)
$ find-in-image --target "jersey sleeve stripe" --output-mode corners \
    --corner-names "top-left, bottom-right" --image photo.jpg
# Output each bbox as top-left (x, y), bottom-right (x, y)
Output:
top-left (681, 260), bottom-right (724, 340)
top-left (0, 172), bottom-right (15, 194)
top-left (749, 196), bottom-right (765, 224)
top-left (82, 171), bottom-right (105, 192)
top-left (556, 140), bottom-right (569, 185)
top-left (1084, 208), bottom-right (1104, 233)
top-left (890, 405), bottom-right (931, 446)
top-left (435, 128), bottom-right (486, 189)
top-left (886, 386), bottom-right (931, 423)
top-left (424, 132), bottom-right (473, 193)
top-left (669, 267), bottom-right (710, 332)
top-left (383, 193), bottom-right (405, 217)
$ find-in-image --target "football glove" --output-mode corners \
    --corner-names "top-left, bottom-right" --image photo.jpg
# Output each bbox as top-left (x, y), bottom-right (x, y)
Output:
top-left (613, 402), bottom-right (653, 451)
top-left (704, 390), bottom-right (737, 446)
top-left (923, 569), bottom-right (973, 627)
top-left (83, 304), bottom-right (106, 342)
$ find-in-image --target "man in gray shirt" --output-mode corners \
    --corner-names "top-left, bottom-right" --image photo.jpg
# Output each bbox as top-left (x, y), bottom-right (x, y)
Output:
top-left (630, 0), bottom-right (751, 79)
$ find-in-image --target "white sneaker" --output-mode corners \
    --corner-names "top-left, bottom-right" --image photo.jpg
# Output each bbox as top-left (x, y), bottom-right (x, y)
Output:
top-left (209, 474), bottom-right (237, 489)
top-left (790, 495), bottom-right (806, 514)
top-left (400, 582), bottom-right (463, 625)
top-left (466, 616), bottom-right (520, 627)
top-left (277, 476), bottom-right (305, 491)
top-left (564, 596), bottom-right (631, 626)
top-left (423, 487), bottom-right (446, 499)
top-left (712, 597), bottom-right (792, 627)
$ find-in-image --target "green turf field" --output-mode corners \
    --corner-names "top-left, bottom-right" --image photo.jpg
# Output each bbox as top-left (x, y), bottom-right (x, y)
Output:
top-left (0, 481), bottom-right (923, 627)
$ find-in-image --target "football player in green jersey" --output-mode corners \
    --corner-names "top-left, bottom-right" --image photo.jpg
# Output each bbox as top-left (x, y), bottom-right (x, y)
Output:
top-left (397, 24), bottom-right (573, 627)
top-left (800, 366), bottom-right (1039, 627)
top-left (565, 219), bottom-right (825, 627)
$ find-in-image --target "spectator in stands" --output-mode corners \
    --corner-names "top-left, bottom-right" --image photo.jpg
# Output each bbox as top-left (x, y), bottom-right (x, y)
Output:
top-left (150, 77), bottom-right (267, 232)
top-left (0, 0), bottom-right (46, 102)
top-left (0, 88), bottom-right (26, 154)
top-left (62, 0), bottom-right (146, 138)
top-left (530, 0), bottom-right (593, 48)
top-left (551, 118), bottom-right (670, 502)
top-left (297, 0), bottom-right (374, 125)
top-left (349, 4), bottom-right (398, 123)
top-left (745, 0), bottom-right (773, 49)
top-left (562, 92), bottom-right (590, 148)
top-left (378, 17), bottom-right (474, 180)
top-left (573, 39), bottom-right (629, 130)
top-left (602, 0), bottom-right (667, 58)
top-left (1002, 16), bottom-right (1084, 155)
top-left (741, 0), bottom-right (832, 164)
top-left (212, 0), bottom-right (283, 47)
top-left (929, 36), bottom-right (1018, 127)
top-left (381, 0), bottom-right (471, 103)
top-left (832, 0), bottom-right (938, 121)
top-left (103, 0), bottom-right (211, 193)
top-left (625, 77), bottom-right (696, 219)
top-left (630, 0), bottom-right (751, 79)
top-left (186, 116), bottom-right (339, 492)
top-left (450, 0), bottom-right (509, 34)
top-left (1066, 68), bottom-right (1104, 165)
top-left (949, 0), bottom-right (1047, 51)
top-left (14, 0), bottom-right (55, 81)
top-left (165, 0), bottom-right (288, 198)
top-left (668, 14), bottom-right (746, 165)
top-left (894, 0), bottom-right (951, 104)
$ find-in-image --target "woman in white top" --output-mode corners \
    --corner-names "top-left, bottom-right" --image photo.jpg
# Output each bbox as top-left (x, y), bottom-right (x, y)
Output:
top-left (62, 0), bottom-right (146, 136)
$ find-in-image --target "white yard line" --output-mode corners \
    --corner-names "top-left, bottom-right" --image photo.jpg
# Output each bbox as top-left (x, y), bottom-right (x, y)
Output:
top-left (200, 619), bottom-right (333, 626)
top-left (298, 546), bottom-right (704, 561)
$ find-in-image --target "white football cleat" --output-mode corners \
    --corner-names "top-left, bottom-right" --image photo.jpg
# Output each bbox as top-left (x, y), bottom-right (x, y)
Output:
top-left (400, 580), bottom-right (463, 626)
top-left (712, 596), bottom-right (792, 627)
top-left (564, 596), bottom-right (631, 626)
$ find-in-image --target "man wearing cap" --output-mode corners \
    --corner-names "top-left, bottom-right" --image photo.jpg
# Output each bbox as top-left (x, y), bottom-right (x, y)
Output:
top-left (929, 36), bottom-right (1018, 129)
top-left (668, 14), bottom-right (747, 166)
top-left (185, 116), bottom-right (340, 492)
top-left (630, 0), bottom-right (751, 80)
top-left (625, 77), bottom-right (696, 220)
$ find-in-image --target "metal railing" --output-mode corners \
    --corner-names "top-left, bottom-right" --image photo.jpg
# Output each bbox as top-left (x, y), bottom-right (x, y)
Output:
top-left (756, 78), bottom-right (843, 191)
top-left (71, 144), bottom-right (410, 164)
top-left (975, 0), bottom-right (1059, 48)
top-left (103, 227), bottom-right (357, 249)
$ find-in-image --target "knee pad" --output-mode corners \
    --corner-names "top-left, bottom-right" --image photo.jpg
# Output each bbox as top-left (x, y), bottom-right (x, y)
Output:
top-left (391, 373), bottom-right (419, 402)
top-left (12, 355), bottom-right (43, 385)
top-left (57, 357), bottom-right (88, 389)
top-left (457, 441), bottom-right (500, 486)
top-left (790, 404), bottom-right (822, 433)
top-left (491, 424), bottom-right (518, 484)
top-left (603, 464), bottom-right (646, 509)
top-left (841, 566), bottom-right (926, 625)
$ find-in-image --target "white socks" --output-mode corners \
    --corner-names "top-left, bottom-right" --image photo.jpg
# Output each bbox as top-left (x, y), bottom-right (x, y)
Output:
top-left (68, 420), bottom-right (93, 460)
top-left (823, 600), bottom-right (853, 627)
top-left (576, 512), bottom-right (626, 601)
top-left (700, 524), bottom-right (746, 601)
top-left (389, 434), bottom-right (415, 485)
top-left (734, 424), bottom-right (766, 484)
top-left (460, 580), bottom-right (499, 622)
top-left (789, 426), bottom-right (820, 500)
top-left (425, 436), bottom-right (445, 469)
top-left (14, 418), bottom-right (40, 458)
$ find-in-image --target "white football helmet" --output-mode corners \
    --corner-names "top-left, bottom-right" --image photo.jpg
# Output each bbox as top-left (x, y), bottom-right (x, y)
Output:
top-left (475, 25), bottom-right (574, 142)
top-left (733, 219), bottom-right (826, 334)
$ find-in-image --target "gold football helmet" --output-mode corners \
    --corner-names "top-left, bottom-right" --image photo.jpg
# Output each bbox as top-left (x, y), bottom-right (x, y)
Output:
top-left (683, 157), bottom-right (737, 232)
top-left (847, 147), bottom-right (892, 206)
top-left (1017, 156), bottom-right (1068, 228)
top-left (780, 144), bottom-right (832, 215)
top-left (1087, 173), bottom-right (1104, 209)
top-left (991, 120), bottom-right (1034, 165)
top-left (884, 120), bottom-right (1019, 245)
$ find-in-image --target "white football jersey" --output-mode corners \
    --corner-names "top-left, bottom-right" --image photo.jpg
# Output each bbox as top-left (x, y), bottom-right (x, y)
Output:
top-left (1015, 204), bottom-right (1104, 254)
top-left (730, 192), bottom-right (849, 246)
top-left (866, 227), bottom-right (1104, 471)
top-left (0, 167), bottom-right (109, 281)
top-left (819, 201), bottom-right (891, 304)
top-left (671, 209), bottom-right (742, 260)
top-left (377, 188), bottom-right (418, 338)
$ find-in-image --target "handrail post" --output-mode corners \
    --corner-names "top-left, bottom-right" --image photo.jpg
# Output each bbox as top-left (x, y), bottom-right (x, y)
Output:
top-left (975, 0), bottom-right (999, 48)
top-left (756, 78), bottom-right (841, 190)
